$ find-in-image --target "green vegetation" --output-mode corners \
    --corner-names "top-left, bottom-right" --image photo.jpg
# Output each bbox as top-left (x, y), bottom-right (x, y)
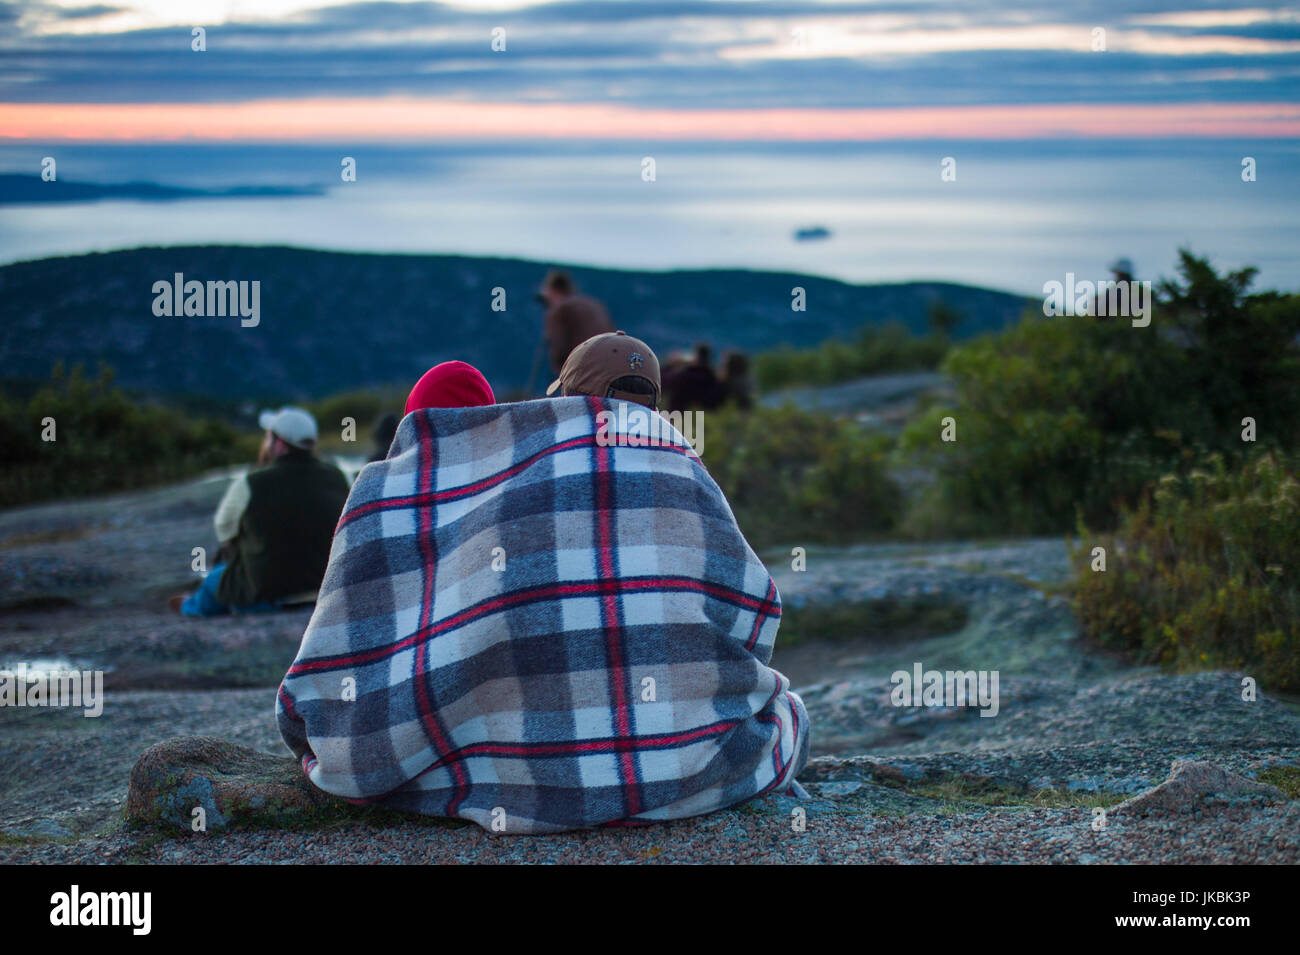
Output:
top-left (856, 765), bottom-right (1125, 811)
top-left (0, 366), bottom-right (413, 508)
top-left (699, 403), bottom-right (903, 549)
top-left (304, 386), bottom-right (405, 454)
top-left (755, 322), bottom-right (949, 391)
top-left (1257, 766), bottom-right (1300, 799)
top-left (902, 777), bottom-right (1124, 811)
top-left (0, 364), bottom-right (257, 508)
top-left (878, 252), bottom-right (1300, 689)
top-left (1071, 452), bottom-right (1300, 693)
top-left (734, 252), bottom-right (1299, 691)
top-left (194, 801), bottom-right (471, 836)
top-left (900, 251), bottom-right (1300, 536)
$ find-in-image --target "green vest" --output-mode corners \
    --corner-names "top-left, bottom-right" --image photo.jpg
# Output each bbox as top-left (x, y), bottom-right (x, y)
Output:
top-left (216, 451), bottom-right (350, 607)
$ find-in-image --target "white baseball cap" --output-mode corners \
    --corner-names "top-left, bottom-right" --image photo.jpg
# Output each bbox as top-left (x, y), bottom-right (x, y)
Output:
top-left (258, 406), bottom-right (318, 449)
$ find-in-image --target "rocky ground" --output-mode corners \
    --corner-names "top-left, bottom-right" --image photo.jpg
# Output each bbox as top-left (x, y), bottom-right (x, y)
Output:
top-left (762, 370), bottom-right (950, 435)
top-left (2, 472), bottom-right (1298, 864)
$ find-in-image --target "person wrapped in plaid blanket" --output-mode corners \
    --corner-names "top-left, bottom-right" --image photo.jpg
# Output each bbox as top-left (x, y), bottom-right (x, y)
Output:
top-left (277, 354), bottom-right (810, 833)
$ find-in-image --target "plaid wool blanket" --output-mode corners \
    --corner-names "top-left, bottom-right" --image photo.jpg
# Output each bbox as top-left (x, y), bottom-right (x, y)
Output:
top-left (276, 396), bottom-right (810, 834)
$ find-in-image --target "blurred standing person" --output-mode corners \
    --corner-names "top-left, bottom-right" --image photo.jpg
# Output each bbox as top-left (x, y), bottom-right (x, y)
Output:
top-left (538, 269), bottom-right (614, 375)
top-left (719, 350), bottom-right (754, 410)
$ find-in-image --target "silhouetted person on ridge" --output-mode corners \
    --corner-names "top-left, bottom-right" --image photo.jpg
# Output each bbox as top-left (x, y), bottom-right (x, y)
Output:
top-left (1093, 256), bottom-right (1137, 319)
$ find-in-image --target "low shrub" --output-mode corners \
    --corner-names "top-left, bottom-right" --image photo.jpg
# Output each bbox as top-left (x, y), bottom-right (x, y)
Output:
top-left (899, 251), bottom-right (1300, 537)
top-left (755, 322), bottom-right (948, 392)
top-left (0, 364), bottom-right (257, 508)
top-left (1071, 452), bottom-right (1300, 693)
top-left (304, 387), bottom-right (406, 455)
top-left (699, 404), bottom-right (903, 549)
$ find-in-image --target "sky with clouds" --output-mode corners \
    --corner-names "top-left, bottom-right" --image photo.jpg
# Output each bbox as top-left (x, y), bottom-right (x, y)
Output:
top-left (2, 0), bottom-right (1299, 139)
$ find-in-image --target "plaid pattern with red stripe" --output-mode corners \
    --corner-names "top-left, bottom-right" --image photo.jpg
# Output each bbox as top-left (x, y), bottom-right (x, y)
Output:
top-left (277, 396), bottom-right (810, 834)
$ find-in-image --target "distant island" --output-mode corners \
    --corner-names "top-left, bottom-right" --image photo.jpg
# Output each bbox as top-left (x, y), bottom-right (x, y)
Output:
top-left (0, 174), bottom-right (323, 206)
top-left (794, 226), bottom-right (832, 242)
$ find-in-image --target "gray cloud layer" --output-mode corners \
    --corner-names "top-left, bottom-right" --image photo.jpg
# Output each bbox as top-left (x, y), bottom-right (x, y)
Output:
top-left (1, 0), bottom-right (1297, 105)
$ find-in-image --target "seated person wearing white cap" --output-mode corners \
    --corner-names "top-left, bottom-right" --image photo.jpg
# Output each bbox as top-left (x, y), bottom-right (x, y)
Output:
top-left (172, 407), bottom-right (350, 617)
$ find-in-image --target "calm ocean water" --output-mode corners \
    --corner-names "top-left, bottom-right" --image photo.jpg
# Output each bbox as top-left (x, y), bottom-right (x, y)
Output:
top-left (1, 140), bottom-right (1296, 294)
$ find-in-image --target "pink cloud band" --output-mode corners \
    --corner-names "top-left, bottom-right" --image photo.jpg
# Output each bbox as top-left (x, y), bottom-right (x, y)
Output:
top-left (5, 98), bottom-right (1300, 141)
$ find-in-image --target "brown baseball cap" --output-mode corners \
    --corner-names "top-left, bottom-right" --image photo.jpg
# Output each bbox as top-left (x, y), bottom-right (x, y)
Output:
top-left (546, 331), bottom-right (661, 408)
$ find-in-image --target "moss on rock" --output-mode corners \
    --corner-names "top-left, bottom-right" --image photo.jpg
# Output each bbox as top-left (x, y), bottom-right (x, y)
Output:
top-left (126, 735), bottom-right (347, 833)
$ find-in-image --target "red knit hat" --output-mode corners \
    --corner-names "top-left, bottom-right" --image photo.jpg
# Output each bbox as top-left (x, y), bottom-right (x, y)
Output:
top-left (405, 361), bottom-right (496, 414)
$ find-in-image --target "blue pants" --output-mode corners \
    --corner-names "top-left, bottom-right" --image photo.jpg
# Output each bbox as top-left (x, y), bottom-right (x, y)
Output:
top-left (181, 563), bottom-right (281, 617)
